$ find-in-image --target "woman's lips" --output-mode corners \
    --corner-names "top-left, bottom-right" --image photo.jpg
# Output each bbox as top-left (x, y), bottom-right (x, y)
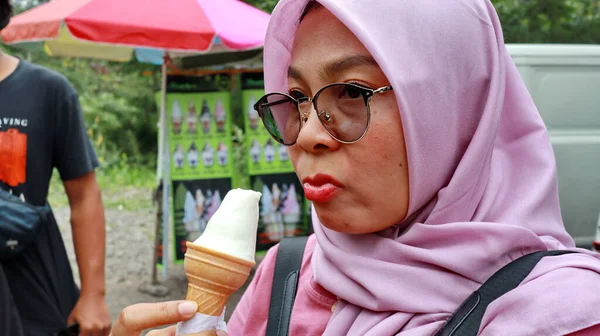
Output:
top-left (302, 174), bottom-right (343, 203)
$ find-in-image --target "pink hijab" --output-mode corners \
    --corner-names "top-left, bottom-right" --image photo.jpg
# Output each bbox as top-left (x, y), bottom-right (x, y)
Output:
top-left (264, 0), bottom-right (600, 335)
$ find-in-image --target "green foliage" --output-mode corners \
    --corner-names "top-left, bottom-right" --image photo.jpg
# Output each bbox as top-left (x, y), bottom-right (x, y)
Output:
top-left (242, 0), bottom-right (279, 13)
top-left (2, 46), bottom-right (161, 169)
top-left (11, 0), bottom-right (50, 14)
top-left (48, 164), bottom-right (156, 209)
top-left (94, 153), bottom-right (157, 189)
top-left (491, 0), bottom-right (600, 44)
top-left (243, 0), bottom-right (600, 44)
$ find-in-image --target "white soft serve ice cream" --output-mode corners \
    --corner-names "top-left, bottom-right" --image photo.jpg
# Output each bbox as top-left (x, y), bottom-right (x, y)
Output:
top-left (193, 188), bottom-right (262, 262)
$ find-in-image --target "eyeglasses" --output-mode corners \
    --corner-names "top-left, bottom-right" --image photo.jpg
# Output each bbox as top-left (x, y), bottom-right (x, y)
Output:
top-left (253, 83), bottom-right (393, 146)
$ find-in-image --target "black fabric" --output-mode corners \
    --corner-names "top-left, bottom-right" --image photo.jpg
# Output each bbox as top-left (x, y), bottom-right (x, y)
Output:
top-left (0, 15), bottom-right (8, 31)
top-left (266, 236), bottom-right (309, 336)
top-left (434, 250), bottom-right (576, 336)
top-left (0, 265), bottom-right (23, 336)
top-left (2, 217), bottom-right (81, 335)
top-left (0, 59), bottom-right (98, 335)
top-left (0, 187), bottom-right (51, 258)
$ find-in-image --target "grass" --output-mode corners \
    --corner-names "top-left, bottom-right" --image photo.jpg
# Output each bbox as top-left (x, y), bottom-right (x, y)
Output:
top-left (48, 164), bottom-right (157, 212)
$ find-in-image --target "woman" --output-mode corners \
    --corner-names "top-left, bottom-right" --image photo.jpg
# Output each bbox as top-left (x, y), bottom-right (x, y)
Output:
top-left (111, 0), bottom-right (600, 335)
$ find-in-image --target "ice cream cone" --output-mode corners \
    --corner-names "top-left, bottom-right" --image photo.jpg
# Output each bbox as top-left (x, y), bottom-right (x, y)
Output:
top-left (184, 241), bottom-right (255, 316)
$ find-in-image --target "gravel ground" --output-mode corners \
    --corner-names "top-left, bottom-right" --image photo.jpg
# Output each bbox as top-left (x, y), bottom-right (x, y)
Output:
top-left (54, 187), bottom-right (255, 332)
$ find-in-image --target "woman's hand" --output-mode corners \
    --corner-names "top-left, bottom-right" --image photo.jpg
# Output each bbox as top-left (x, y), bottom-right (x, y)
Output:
top-left (109, 300), bottom-right (227, 336)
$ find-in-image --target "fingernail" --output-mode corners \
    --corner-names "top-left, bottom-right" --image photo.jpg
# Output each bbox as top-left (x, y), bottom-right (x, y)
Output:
top-left (178, 301), bottom-right (198, 315)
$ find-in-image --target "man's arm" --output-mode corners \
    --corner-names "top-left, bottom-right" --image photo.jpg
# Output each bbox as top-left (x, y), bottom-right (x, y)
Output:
top-left (64, 171), bottom-right (111, 335)
top-left (64, 171), bottom-right (105, 298)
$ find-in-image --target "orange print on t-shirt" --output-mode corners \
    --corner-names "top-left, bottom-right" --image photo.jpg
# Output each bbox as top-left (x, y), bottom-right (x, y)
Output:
top-left (0, 129), bottom-right (27, 187)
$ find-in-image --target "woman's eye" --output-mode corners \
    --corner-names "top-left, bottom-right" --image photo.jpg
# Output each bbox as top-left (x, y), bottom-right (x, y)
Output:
top-left (340, 86), bottom-right (363, 99)
top-left (289, 90), bottom-right (307, 100)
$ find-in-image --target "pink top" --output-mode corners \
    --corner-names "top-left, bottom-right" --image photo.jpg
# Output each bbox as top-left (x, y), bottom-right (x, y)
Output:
top-left (228, 236), bottom-right (334, 336)
top-left (228, 235), bottom-right (600, 335)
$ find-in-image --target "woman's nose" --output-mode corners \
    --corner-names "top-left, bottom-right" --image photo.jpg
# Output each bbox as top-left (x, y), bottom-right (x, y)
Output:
top-left (295, 104), bottom-right (340, 152)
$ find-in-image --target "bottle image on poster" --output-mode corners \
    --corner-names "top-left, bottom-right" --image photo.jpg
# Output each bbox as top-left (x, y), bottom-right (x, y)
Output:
top-left (250, 139), bottom-right (261, 164)
top-left (264, 139), bottom-right (276, 163)
top-left (183, 189), bottom-right (203, 234)
top-left (248, 95), bottom-right (259, 130)
top-left (187, 142), bottom-right (199, 168)
top-left (202, 142), bottom-right (214, 167)
top-left (278, 143), bottom-right (289, 162)
top-left (281, 184), bottom-right (301, 236)
top-left (173, 143), bottom-right (185, 169)
top-left (251, 174), bottom-right (309, 249)
top-left (260, 183), bottom-right (283, 243)
top-left (217, 142), bottom-right (228, 166)
top-left (215, 99), bottom-right (226, 133)
top-left (187, 101), bottom-right (198, 134)
top-left (173, 179), bottom-right (230, 260)
top-left (172, 100), bottom-right (183, 135)
top-left (200, 99), bottom-right (211, 134)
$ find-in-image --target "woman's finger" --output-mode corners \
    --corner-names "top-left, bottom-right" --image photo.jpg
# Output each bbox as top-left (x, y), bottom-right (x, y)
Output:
top-left (185, 332), bottom-right (220, 336)
top-left (110, 301), bottom-right (197, 336)
top-left (145, 326), bottom-right (176, 336)
top-left (146, 326), bottom-right (222, 336)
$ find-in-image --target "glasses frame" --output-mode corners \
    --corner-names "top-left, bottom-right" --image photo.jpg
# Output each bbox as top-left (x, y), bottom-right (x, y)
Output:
top-left (253, 82), bottom-right (393, 146)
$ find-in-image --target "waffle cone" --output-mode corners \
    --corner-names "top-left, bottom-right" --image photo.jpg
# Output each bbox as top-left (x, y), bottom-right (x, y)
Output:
top-left (184, 241), bottom-right (255, 316)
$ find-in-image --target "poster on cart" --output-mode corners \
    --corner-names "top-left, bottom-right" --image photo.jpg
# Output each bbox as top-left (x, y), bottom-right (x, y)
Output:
top-left (241, 72), bottom-right (313, 253)
top-left (165, 74), bottom-right (235, 262)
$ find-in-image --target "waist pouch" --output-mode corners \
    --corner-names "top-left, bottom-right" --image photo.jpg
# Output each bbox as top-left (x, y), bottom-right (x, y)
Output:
top-left (0, 188), bottom-right (50, 259)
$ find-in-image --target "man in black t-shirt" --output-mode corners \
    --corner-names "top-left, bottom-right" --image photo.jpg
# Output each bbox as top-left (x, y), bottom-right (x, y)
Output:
top-left (1, 2), bottom-right (111, 334)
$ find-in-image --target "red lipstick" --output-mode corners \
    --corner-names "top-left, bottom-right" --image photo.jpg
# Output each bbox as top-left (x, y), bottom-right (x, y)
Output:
top-left (302, 174), bottom-right (343, 203)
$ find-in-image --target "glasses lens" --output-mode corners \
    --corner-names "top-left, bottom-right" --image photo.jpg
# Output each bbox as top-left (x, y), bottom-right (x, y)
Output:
top-left (257, 93), bottom-right (300, 145)
top-left (315, 84), bottom-right (369, 142)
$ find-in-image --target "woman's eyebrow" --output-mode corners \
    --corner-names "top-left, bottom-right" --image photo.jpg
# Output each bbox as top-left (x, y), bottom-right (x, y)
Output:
top-left (287, 54), bottom-right (378, 82)
top-left (288, 66), bottom-right (303, 81)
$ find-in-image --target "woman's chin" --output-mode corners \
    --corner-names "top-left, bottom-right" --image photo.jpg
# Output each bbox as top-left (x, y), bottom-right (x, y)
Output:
top-left (316, 212), bottom-right (376, 234)
top-left (315, 206), bottom-right (399, 235)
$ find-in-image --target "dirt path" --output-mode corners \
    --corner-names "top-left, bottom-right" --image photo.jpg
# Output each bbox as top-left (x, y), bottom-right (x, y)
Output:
top-left (54, 187), bottom-right (253, 330)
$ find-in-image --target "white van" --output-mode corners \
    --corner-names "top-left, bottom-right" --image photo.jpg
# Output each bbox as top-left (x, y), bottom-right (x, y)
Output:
top-left (507, 44), bottom-right (600, 247)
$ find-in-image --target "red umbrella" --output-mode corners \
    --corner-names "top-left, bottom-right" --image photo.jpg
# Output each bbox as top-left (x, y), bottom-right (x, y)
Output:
top-left (2, 0), bottom-right (269, 58)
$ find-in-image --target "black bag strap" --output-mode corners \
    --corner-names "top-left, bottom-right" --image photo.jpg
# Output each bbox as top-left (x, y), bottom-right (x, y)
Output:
top-left (434, 250), bottom-right (576, 336)
top-left (266, 236), bottom-right (309, 336)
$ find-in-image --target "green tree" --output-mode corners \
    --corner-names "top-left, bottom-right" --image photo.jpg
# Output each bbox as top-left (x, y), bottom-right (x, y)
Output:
top-left (491, 0), bottom-right (600, 43)
top-left (242, 0), bottom-right (600, 43)
top-left (243, 0), bottom-right (278, 13)
top-left (11, 0), bottom-right (51, 14)
top-left (1, 43), bottom-right (161, 167)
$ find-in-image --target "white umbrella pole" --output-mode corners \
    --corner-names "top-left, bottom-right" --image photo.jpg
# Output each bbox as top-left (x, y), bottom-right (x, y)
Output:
top-left (157, 98), bottom-right (164, 181)
top-left (160, 53), bottom-right (171, 280)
